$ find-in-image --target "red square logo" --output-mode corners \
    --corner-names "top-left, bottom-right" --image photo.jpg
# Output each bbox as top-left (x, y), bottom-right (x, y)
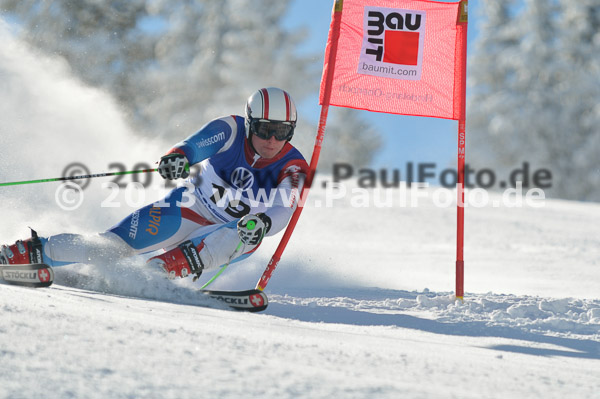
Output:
top-left (383, 31), bottom-right (420, 66)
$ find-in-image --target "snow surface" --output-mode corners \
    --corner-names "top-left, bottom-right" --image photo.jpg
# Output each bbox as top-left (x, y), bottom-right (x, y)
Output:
top-left (1, 20), bottom-right (600, 399)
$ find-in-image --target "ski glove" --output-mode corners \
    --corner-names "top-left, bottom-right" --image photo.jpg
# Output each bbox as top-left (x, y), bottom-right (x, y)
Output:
top-left (158, 153), bottom-right (190, 180)
top-left (237, 213), bottom-right (271, 246)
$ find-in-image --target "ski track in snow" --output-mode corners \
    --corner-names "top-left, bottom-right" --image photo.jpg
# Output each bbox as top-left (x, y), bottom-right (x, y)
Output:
top-left (44, 260), bottom-right (600, 343)
top-left (2, 275), bottom-right (600, 399)
top-left (47, 256), bottom-right (600, 346)
top-left (3, 183), bottom-right (597, 399)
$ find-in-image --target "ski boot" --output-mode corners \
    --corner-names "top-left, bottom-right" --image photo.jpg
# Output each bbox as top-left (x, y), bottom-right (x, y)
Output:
top-left (0, 229), bottom-right (44, 265)
top-left (147, 240), bottom-right (204, 280)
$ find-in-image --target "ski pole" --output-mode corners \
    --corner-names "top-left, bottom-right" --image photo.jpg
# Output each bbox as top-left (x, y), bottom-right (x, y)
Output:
top-left (196, 219), bottom-right (259, 289)
top-left (197, 240), bottom-right (244, 289)
top-left (0, 168), bottom-right (158, 187)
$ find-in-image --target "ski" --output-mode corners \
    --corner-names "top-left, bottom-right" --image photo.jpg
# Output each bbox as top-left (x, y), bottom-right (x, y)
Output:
top-left (0, 264), bottom-right (266, 311)
top-left (201, 289), bottom-right (268, 312)
top-left (0, 263), bottom-right (54, 288)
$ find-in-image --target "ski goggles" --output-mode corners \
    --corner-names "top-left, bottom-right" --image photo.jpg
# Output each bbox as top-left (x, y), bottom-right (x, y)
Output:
top-left (250, 119), bottom-right (295, 141)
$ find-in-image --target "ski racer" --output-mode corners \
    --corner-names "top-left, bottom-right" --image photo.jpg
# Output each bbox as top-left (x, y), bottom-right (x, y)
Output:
top-left (0, 87), bottom-right (308, 281)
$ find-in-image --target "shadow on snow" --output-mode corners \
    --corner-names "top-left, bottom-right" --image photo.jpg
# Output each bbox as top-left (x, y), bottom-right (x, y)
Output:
top-left (265, 287), bottom-right (600, 360)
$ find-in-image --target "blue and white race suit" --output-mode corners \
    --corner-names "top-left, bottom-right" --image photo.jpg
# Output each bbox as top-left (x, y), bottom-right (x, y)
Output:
top-left (41, 115), bottom-right (308, 270)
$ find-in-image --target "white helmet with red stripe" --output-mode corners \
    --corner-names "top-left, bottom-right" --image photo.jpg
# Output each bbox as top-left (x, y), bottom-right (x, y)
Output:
top-left (245, 87), bottom-right (297, 141)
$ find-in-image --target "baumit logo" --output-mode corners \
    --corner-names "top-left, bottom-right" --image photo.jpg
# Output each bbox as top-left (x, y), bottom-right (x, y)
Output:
top-left (358, 7), bottom-right (426, 80)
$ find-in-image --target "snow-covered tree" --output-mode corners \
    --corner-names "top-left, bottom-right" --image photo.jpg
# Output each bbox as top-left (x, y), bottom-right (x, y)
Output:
top-left (0, 0), bottom-right (382, 168)
top-left (467, 0), bottom-right (523, 169)
top-left (138, 0), bottom-right (315, 139)
top-left (317, 108), bottom-right (382, 171)
top-left (553, 0), bottom-right (600, 199)
top-left (0, 0), bottom-right (152, 112)
top-left (467, 0), bottom-right (600, 201)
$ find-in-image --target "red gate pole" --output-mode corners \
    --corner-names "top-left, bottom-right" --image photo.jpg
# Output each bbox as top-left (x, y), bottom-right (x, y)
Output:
top-left (455, 0), bottom-right (469, 300)
top-left (256, 0), bottom-right (343, 291)
top-left (456, 119), bottom-right (465, 300)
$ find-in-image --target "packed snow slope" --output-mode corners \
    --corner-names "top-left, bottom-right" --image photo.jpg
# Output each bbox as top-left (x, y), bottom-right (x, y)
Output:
top-left (1, 190), bottom-right (599, 399)
top-left (1, 20), bottom-right (600, 399)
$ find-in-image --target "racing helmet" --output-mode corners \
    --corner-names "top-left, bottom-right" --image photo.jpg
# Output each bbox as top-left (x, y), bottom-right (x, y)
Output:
top-left (245, 87), bottom-right (297, 142)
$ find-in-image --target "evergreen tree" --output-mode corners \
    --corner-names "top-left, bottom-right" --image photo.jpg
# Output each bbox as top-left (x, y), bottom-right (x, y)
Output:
top-left (554, 0), bottom-right (600, 199)
top-left (139, 0), bottom-right (315, 140)
top-left (0, 0), bottom-right (381, 168)
top-left (467, 0), bottom-right (600, 200)
top-left (0, 0), bottom-right (152, 112)
top-left (467, 0), bottom-right (522, 168)
top-left (319, 108), bottom-right (382, 171)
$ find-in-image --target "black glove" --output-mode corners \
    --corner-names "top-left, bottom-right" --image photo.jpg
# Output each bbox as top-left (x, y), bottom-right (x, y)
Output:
top-left (158, 153), bottom-right (189, 180)
top-left (237, 213), bottom-right (271, 246)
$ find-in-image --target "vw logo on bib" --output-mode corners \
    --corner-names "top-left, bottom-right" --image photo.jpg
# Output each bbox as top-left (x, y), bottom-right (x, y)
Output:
top-left (231, 167), bottom-right (255, 191)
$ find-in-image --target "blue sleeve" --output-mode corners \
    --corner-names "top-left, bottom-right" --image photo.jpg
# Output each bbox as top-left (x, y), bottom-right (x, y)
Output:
top-left (171, 117), bottom-right (238, 165)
